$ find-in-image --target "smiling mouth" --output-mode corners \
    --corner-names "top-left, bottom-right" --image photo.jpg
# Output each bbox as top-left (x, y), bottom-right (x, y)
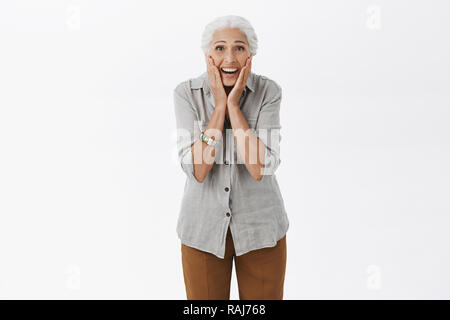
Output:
top-left (221, 67), bottom-right (239, 75)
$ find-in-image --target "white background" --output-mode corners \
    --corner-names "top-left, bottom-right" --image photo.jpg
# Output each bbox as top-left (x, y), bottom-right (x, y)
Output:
top-left (0, 0), bottom-right (449, 299)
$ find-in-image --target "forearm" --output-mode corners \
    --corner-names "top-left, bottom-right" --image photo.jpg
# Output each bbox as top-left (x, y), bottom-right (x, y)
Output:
top-left (228, 104), bottom-right (266, 181)
top-left (192, 103), bottom-right (226, 182)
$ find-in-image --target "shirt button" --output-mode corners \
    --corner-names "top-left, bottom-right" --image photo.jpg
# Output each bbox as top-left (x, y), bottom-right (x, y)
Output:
top-left (224, 187), bottom-right (229, 192)
top-left (226, 212), bottom-right (231, 217)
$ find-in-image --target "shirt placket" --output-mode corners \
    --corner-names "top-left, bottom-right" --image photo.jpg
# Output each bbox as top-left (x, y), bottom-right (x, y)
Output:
top-left (223, 116), bottom-right (232, 219)
top-left (224, 88), bottom-right (247, 217)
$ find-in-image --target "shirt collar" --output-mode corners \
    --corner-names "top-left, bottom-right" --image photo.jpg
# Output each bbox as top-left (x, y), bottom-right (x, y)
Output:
top-left (191, 71), bottom-right (256, 96)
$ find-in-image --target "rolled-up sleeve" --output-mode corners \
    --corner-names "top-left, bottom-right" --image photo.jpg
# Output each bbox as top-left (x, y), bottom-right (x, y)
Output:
top-left (252, 81), bottom-right (282, 179)
top-left (173, 82), bottom-right (200, 181)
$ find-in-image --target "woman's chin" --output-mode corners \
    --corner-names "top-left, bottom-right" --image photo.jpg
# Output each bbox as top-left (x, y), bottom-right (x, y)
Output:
top-left (222, 78), bottom-right (236, 86)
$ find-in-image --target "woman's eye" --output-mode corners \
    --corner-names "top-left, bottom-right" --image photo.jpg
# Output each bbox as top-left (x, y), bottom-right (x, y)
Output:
top-left (215, 46), bottom-right (245, 51)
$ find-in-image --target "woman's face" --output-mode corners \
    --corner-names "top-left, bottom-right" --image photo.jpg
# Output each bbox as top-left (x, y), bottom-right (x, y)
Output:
top-left (208, 27), bottom-right (251, 87)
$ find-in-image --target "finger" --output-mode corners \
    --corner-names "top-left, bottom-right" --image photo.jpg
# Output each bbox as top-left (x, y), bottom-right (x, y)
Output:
top-left (236, 66), bottom-right (246, 87)
top-left (244, 63), bottom-right (250, 85)
top-left (206, 54), bottom-right (212, 68)
top-left (208, 56), bottom-right (217, 84)
top-left (211, 57), bottom-right (219, 73)
top-left (246, 56), bottom-right (252, 78)
top-left (240, 57), bottom-right (249, 81)
top-left (206, 55), bottom-right (211, 73)
top-left (207, 63), bottom-right (215, 85)
top-left (210, 58), bottom-right (218, 84)
top-left (244, 66), bottom-right (249, 84)
top-left (210, 57), bottom-right (222, 86)
top-left (210, 56), bottom-right (218, 70)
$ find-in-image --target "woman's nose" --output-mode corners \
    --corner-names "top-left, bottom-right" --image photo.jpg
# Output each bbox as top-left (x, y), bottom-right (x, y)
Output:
top-left (224, 50), bottom-right (237, 63)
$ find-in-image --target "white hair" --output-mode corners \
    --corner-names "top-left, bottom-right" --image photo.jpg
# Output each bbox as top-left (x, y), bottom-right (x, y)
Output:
top-left (200, 15), bottom-right (258, 56)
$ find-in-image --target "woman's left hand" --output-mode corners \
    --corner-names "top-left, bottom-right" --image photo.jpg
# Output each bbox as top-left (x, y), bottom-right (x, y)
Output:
top-left (227, 55), bottom-right (252, 108)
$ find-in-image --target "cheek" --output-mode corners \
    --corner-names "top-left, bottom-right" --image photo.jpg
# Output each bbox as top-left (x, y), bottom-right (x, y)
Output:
top-left (208, 50), bottom-right (219, 62)
top-left (211, 56), bottom-right (222, 65)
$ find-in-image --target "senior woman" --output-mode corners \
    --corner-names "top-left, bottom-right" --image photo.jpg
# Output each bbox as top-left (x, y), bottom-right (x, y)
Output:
top-left (173, 15), bottom-right (289, 300)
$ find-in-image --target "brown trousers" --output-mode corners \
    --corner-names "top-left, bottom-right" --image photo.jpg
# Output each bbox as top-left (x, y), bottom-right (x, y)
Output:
top-left (181, 226), bottom-right (287, 300)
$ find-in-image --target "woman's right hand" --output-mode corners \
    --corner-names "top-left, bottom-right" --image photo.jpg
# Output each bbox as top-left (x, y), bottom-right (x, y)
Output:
top-left (205, 54), bottom-right (227, 107)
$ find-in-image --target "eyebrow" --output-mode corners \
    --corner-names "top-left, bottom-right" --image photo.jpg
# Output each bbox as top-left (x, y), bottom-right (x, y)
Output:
top-left (213, 40), bottom-right (247, 45)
